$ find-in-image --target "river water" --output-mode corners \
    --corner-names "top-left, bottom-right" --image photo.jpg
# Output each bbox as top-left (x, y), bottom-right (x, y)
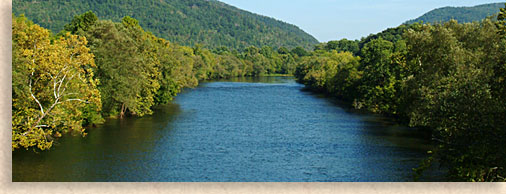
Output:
top-left (12, 76), bottom-right (438, 182)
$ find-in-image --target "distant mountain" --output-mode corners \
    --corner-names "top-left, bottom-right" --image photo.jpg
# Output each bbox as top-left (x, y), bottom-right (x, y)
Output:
top-left (406, 2), bottom-right (505, 24)
top-left (12, 0), bottom-right (319, 50)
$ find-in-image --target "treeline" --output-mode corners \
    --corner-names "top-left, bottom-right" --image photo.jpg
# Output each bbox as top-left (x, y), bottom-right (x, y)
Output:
top-left (12, 0), bottom-right (319, 50)
top-left (295, 5), bottom-right (506, 181)
top-left (406, 3), bottom-right (505, 24)
top-left (12, 12), bottom-right (306, 151)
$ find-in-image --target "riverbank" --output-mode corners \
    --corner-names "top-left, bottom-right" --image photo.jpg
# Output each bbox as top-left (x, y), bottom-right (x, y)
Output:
top-left (13, 77), bottom-right (438, 181)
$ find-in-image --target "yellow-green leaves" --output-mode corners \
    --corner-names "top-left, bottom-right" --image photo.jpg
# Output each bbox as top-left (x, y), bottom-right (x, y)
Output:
top-left (497, 3), bottom-right (506, 36)
top-left (294, 50), bottom-right (361, 100)
top-left (12, 15), bottom-right (102, 151)
top-left (404, 19), bottom-right (506, 181)
top-left (83, 20), bottom-right (161, 118)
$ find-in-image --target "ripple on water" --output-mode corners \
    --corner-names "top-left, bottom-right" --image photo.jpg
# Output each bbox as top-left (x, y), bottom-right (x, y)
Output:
top-left (12, 77), bottom-right (440, 182)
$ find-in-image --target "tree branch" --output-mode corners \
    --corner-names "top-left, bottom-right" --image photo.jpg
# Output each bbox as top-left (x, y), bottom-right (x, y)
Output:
top-left (29, 71), bottom-right (44, 115)
top-left (64, 99), bottom-right (89, 103)
top-left (57, 73), bottom-right (67, 98)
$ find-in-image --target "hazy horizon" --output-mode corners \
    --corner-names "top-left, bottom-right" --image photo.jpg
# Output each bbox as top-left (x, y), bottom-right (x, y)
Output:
top-left (219, 0), bottom-right (505, 42)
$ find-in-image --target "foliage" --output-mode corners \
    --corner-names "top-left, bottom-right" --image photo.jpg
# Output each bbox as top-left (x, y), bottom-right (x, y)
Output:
top-left (497, 3), bottom-right (506, 36)
top-left (12, 4), bottom-right (506, 183)
top-left (290, 46), bottom-right (310, 57)
top-left (356, 38), bottom-right (407, 114)
top-left (81, 19), bottom-right (161, 118)
top-left (63, 10), bottom-right (98, 34)
top-left (12, 0), bottom-right (318, 50)
top-left (296, 16), bottom-right (506, 181)
top-left (314, 39), bottom-right (360, 56)
top-left (406, 3), bottom-right (505, 24)
top-left (12, 11), bottom-right (304, 151)
top-left (358, 24), bottom-right (416, 54)
top-left (295, 50), bottom-right (361, 101)
top-left (12, 12), bottom-right (303, 151)
top-left (12, 15), bottom-right (102, 150)
top-left (404, 20), bottom-right (506, 181)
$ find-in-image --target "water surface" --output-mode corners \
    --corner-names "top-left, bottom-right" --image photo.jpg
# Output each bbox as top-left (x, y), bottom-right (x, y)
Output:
top-left (13, 77), bottom-right (436, 182)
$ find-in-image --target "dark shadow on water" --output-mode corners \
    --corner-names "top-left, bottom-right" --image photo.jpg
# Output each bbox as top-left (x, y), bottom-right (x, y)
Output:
top-left (202, 76), bottom-right (295, 84)
top-left (12, 103), bottom-right (182, 182)
top-left (298, 84), bottom-right (446, 181)
top-left (300, 85), bottom-right (432, 141)
top-left (12, 76), bottom-right (446, 182)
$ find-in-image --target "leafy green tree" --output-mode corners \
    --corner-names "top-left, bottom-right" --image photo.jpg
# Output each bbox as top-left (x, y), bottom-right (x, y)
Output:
top-left (405, 20), bottom-right (506, 181)
top-left (83, 19), bottom-right (160, 118)
top-left (63, 11), bottom-right (98, 34)
top-left (278, 53), bottom-right (296, 74)
top-left (357, 38), bottom-right (405, 114)
top-left (277, 47), bottom-right (290, 55)
top-left (325, 39), bottom-right (360, 55)
top-left (291, 46), bottom-right (310, 57)
top-left (12, 15), bottom-right (101, 150)
top-left (295, 50), bottom-right (361, 99)
top-left (193, 44), bottom-right (216, 80)
top-left (358, 24), bottom-right (414, 55)
top-left (497, 3), bottom-right (506, 35)
top-left (295, 15), bottom-right (505, 181)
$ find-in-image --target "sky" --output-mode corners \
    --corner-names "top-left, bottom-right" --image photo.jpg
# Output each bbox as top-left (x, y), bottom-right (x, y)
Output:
top-left (219, 0), bottom-right (505, 42)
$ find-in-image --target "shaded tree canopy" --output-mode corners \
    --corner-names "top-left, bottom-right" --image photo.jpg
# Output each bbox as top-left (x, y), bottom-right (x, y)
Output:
top-left (13, 0), bottom-right (319, 50)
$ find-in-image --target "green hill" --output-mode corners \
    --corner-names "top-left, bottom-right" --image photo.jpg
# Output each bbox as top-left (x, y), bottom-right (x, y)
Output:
top-left (12, 0), bottom-right (319, 50)
top-left (406, 2), bottom-right (505, 24)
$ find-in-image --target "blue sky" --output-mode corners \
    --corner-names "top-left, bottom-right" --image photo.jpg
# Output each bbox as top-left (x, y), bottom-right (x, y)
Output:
top-left (219, 0), bottom-right (505, 42)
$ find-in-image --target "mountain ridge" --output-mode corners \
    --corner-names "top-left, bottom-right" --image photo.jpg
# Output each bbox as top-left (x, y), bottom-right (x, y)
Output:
top-left (406, 2), bottom-right (505, 24)
top-left (12, 0), bottom-right (319, 50)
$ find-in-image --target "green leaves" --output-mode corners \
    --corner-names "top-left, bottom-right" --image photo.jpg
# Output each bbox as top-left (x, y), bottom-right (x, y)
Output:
top-left (64, 11), bottom-right (97, 34)
top-left (315, 39), bottom-right (360, 55)
top-left (295, 50), bottom-right (361, 100)
top-left (497, 4), bottom-right (506, 36)
top-left (296, 15), bottom-right (506, 181)
top-left (403, 18), bottom-right (506, 181)
top-left (12, 15), bottom-right (102, 150)
top-left (64, 13), bottom-right (301, 119)
top-left (83, 19), bottom-right (161, 118)
top-left (13, 0), bottom-right (318, 50)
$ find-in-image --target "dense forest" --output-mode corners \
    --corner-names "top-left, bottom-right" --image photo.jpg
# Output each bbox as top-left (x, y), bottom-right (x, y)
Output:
top-left (12, 2), bottom-right (506, 182)
top-left (12, 11), bottom-right (306, 151)
top-left (406, 2), bottom-right (505, 24)
top-left (12, 0), bottom-right (318, 50)
top-left (295, 4), bottom-right (506, 181)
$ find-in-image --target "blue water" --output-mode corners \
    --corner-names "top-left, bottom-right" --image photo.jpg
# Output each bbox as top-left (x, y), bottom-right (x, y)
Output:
top-left (12, 77), bottom-right (436, 182)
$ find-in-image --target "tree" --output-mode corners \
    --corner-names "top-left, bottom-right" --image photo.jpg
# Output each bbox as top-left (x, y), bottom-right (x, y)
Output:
top-left (193, 44), bottom-right (216, 80)
top-left (63, 11), bottom-right (98, 34)
top-left (405, 20), bottom-right (506, 181)
top-left (14, 0), bottom-right (319, 50)
top-left (277, 47), bottom-right (289, 55)
top-left (291, 46), bottom-right (309, 57)
top-left (497, 4), bottom-right (506, 35)
top-left (357, 38), bottom-right (405, 114)
top-left (83, 19), bottom-right (160, 118)
top-left (12, 15), bottom-right (101, 150)
top-left (325, 39), bottom-right (360, 55)
top-left (294, 50), bottom-right (361, 98)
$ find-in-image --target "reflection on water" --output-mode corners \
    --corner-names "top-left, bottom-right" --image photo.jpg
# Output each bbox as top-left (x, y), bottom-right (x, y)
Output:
top-left (13, 76), bottom-right (441, 182)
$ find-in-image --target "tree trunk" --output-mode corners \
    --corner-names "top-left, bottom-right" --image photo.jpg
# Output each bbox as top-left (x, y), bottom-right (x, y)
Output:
top-left (120, 103), bottom-right (126, 119)
top-left (33, 101), bottom-right (57, 129)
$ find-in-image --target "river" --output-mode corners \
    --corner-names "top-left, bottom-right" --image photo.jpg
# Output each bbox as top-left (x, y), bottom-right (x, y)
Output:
top-left (12, 76), bottom-right (439, 182)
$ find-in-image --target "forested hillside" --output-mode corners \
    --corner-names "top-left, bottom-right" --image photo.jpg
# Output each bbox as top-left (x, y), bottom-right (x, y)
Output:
top-left (296, 4), bottom-right (506, 181)
top-left (406, 2), bottom-right (505, 24)
top-left (12, 0), bottom-right (506, 182)
top-left (12, 11), bottom-right (305, 151)
top-left (12, 0), bottom-right (319, 50)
